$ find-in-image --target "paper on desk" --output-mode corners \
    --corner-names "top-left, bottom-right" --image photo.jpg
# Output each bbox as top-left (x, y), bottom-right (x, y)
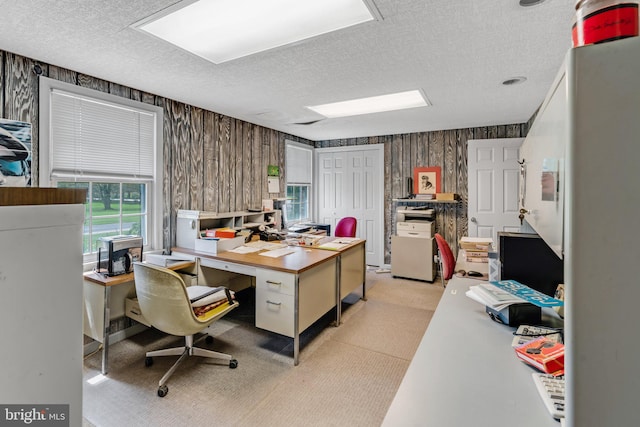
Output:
top-left (228, 245), bottom-right (261, 254)
top-left (333, 237), bottom-right (360, 244)
top-left (317, 242), bottom-right (349, 250)
top-left (245, 241), bottom-right (284, 250)
top-left (259, 247), bottom-right (296, 258)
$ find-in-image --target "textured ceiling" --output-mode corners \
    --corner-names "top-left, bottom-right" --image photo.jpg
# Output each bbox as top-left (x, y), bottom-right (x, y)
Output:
top-left (0, 0), bottom-right (576, 141)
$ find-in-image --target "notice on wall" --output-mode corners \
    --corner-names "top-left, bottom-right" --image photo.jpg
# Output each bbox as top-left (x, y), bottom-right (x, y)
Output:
top-left (268, 176), bottom-right (279, 193)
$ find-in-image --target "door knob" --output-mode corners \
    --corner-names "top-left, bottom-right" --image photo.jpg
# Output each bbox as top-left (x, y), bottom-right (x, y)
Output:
top-left (518, 208), bottom-right (530, 225)
top-left (470, 217), bottom-right (477, 223)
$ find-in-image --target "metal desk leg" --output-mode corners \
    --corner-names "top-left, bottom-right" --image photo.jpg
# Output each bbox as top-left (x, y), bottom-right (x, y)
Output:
top-left (102, 286), bottom-right (111, 375)
top-left (361, 247), bottom-right (367, 301)
top-left (293, 275), bottom-right (300, 366)
top-left (335, 255), bottom-right (342, 326)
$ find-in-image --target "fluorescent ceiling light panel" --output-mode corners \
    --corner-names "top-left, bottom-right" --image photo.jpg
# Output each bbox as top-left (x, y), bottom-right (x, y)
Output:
top-left (135, 0), bottom-right (377, 64)
top-left (307, 90), bottom-right (429, 118)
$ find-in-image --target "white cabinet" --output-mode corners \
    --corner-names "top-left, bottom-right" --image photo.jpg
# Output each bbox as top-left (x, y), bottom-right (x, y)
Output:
top-left (523, 38), bottom-right (640, 427)
top-left (519, 71), bottom-right (567, 259)
top-left (391, 235), bottom-right (436, 282)
top-left (0, 189), bottom-right (85, 427)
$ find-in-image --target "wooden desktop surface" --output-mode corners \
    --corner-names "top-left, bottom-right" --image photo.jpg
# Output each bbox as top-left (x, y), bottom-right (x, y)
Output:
top-left (83, 260), bottom-right (196, 286)
top-left (172, 245), bottom-right (339, 274)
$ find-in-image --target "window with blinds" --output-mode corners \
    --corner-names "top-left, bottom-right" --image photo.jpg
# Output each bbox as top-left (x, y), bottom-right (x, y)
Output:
top-left (285, 141), bottom-right (313, 224)
top-left (39, 77), bottom-right (164, 259)
top-left (49, 89), bottom-right (155, 181)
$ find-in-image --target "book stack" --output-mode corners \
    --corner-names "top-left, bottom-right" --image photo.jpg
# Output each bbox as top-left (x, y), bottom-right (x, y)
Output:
top-left (414, 193), bottom-right (435, 200)
top-left (459, 236), bottom-right (494, 263)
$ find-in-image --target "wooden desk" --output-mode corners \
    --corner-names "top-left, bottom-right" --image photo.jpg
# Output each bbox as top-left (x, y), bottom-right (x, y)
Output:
top-left (382, 277), bottom-right (562, 426)
top-left (83, 261), bottom-right (195, 374)
top-left (313, 238), bottom-right (367, 325)
top-left (172, 245), bottom-right (341, 365)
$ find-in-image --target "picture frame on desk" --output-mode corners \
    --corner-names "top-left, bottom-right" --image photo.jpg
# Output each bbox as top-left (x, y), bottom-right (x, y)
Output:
top-left (413, 166), bottom-right (441, 195)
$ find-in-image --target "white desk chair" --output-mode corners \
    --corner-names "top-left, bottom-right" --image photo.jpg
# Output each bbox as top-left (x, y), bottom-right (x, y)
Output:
top-left (133, 262), bottom-right (239, 397)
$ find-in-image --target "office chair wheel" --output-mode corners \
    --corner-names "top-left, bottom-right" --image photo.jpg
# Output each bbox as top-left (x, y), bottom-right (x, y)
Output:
top-left (205, 335), bottom-right (214, 345)
top-left (229, 359), bottom-right (238, 369)
top-left (145, 356), bottom-right (153, 367)
top-left (157, 385), bottom-right (168, 397)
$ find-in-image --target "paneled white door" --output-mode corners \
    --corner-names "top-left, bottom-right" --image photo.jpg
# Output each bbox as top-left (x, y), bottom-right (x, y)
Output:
top-left (468, 138), bottom-right (523, 244)
top-left (316, 145), bottom-right (383, 266)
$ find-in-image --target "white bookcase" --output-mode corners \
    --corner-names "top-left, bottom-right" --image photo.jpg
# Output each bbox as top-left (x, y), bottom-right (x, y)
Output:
top-left (0, 188), bottom-right (85, 427)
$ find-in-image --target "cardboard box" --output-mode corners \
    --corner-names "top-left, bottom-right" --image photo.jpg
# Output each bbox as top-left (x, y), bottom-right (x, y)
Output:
top-left (194, 236), bottom-right (245, 255)
top-left (435, 192), bottom-right (459, 201)
top-left (125, 298), bottom-right (150, 327)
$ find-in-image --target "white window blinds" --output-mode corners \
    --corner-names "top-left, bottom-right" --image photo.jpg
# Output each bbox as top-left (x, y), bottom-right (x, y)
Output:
top-left (49, 89), bottom-right (156, 180)
top-left (286, 142), bottom-right (312, 183)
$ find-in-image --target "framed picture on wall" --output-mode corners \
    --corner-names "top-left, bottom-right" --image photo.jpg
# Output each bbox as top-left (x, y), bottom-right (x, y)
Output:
top-left (413, 166), bottom-right (441, 195)
top-left (0, 118), bottom-right (32, 188)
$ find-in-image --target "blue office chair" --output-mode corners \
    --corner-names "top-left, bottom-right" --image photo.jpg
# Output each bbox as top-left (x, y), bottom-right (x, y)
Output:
top-left (133, 262), bottom-right (239, 397)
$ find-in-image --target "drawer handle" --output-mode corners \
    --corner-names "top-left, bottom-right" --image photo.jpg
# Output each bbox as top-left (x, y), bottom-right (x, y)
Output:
top-left (266, 280), bottom-right (282, 286)
top-left (266, 300), bottom-right (282, 306)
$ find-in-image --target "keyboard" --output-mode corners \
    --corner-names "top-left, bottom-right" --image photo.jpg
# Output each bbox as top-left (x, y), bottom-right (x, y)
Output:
top-left (531, 373), bottom-right (565, 420)
top-left (512, 325), bottom-right (563, 347)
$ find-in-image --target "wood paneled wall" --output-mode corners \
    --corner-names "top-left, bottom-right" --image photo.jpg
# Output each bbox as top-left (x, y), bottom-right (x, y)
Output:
top-left (1, 48), bottom-right (531, 263)
top-left (0, 50), bottom-right (310, 249)
top-left (316, 123), bottom-right (530, 264)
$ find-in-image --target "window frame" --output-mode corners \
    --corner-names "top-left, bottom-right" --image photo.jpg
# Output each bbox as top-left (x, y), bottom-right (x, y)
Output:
top-left (285, 140), bottom-right (313, 226)
top-left (38, 77), bottom-right (164, 264)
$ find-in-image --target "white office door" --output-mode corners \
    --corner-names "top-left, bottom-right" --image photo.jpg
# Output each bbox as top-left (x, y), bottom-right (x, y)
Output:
top-left (468, 138), bottom-right (523, 244)
top-left (316, 145), bottom-right (383, 266)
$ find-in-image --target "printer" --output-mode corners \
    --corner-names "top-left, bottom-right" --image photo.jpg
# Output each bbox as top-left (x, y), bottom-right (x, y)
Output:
top-left (391, 206), bottom-right (437, 281)
top-left (396, 207), bottom-right (435, 237)
top-left (97, 235), bottom-right (143, 276)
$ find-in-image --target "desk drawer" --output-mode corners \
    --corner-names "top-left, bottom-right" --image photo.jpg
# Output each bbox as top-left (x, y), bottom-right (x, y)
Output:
top-left (397, 230), bottom-right (431, 238)
top-left (255, 269), bottom-right (295, 296)
top-left (397, 221), bottom-right (434, 236)
top-left (125, 298), bottom-right (151, 327)
top-left (199, 258), bottom-right (256, 277)
top-left (255, 291), bottom-right (294, 337)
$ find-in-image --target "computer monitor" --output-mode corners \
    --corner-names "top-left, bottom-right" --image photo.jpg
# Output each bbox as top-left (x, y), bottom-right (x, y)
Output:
top-left (498, 232), bottom-right (564, 297)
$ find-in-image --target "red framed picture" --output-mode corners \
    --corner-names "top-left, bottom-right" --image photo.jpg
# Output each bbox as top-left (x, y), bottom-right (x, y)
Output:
top-left (413, 166), bottom-right (441, 195)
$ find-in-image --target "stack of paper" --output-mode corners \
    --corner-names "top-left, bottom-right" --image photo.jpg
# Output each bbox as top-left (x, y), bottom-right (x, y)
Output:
top-left (466, 283), bottom-right (526, 311)
top-left (459, 236), bottom-right (494, 251)
top-left (145, 253), bottom-right (190, 267)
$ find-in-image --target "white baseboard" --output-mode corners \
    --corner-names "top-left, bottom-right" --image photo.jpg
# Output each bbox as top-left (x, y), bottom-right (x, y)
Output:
top-left (83, 323), bottom-right (148, 356)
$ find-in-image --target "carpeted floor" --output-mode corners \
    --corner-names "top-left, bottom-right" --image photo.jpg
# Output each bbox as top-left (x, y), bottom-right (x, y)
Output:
top-left (82, 271), bottom-right (444, 427)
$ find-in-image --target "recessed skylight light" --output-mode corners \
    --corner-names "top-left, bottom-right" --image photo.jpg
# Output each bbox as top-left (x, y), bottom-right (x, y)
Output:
top-left (133, 0), bottom-right (380, 64)
top-left (307, 90), bottom-right (429, 119)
